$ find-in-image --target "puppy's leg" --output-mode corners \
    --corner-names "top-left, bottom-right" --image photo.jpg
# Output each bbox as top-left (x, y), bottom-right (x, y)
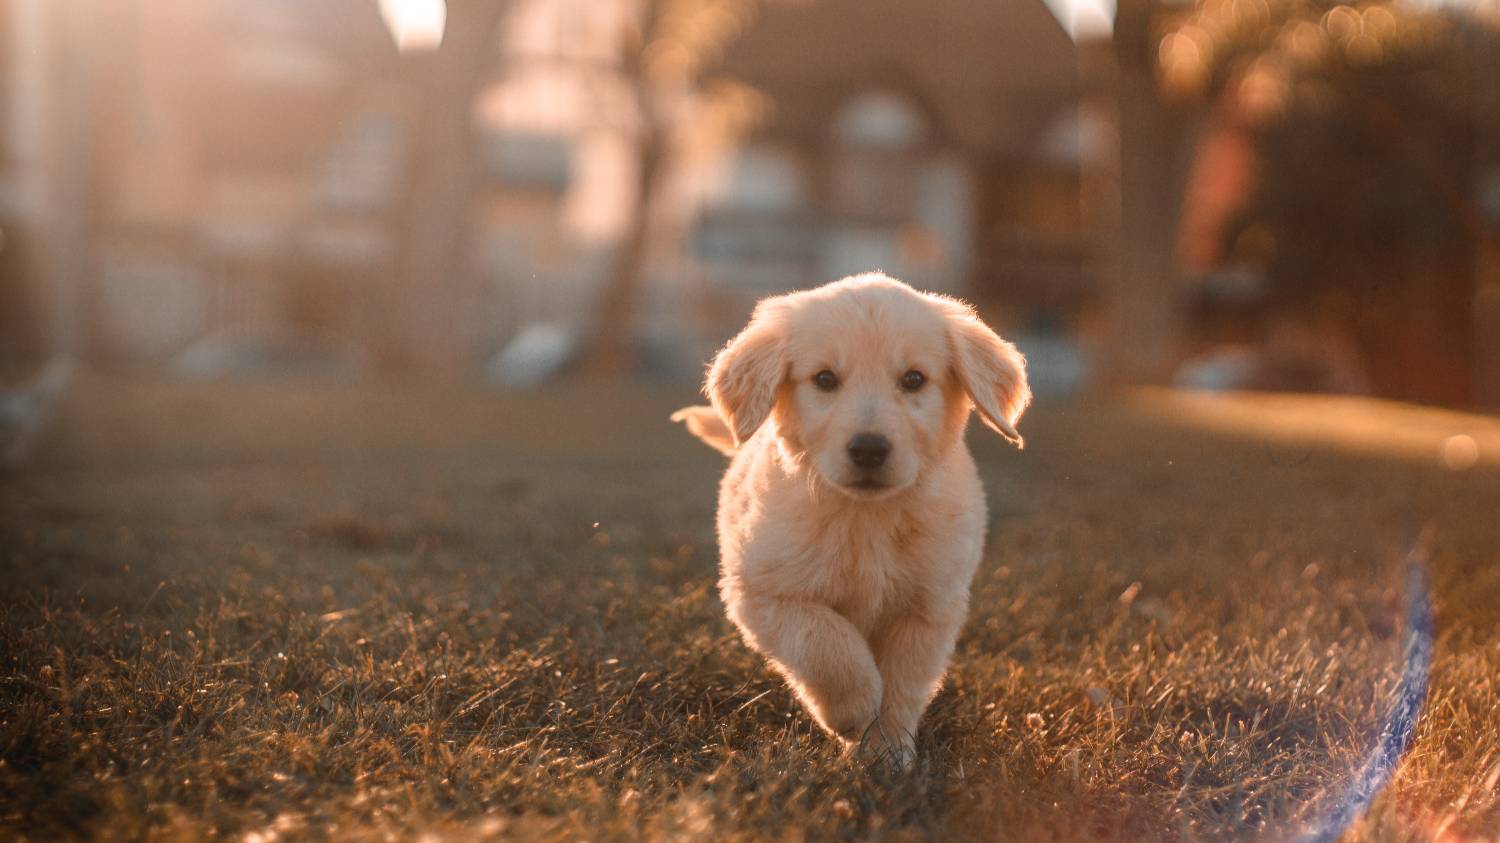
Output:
top-left (867, 614), bottom-right (963, 767)
top-left (732, 595), bottom-right (882, 743)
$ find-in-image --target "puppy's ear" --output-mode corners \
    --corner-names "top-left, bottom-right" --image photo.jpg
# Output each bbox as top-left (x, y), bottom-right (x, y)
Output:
top-left (939, 300), bottom-right (1031, 448)
top-left (706, 301), bottom-right (787, 446)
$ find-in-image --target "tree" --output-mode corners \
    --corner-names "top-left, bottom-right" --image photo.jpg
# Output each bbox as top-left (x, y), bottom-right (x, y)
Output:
top-left (583, 0), bottom-right (779, 375)
top-left (1089, 0), bottom-right (1197, 387)
top-left (318, 0), bottom-right (775, 377)
top-left (300, 0), bottom-right (516, 375)
top-left (389, 0), bottom-right (513, 375)
top-left (1162, 0), bottom-right (1500, 403)
top-left (315, 0), bottom-right (514, 374)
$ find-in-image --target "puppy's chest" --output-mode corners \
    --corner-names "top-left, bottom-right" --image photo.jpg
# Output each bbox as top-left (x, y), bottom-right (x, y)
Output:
top-left (796, 512), bottom-right (932, 628)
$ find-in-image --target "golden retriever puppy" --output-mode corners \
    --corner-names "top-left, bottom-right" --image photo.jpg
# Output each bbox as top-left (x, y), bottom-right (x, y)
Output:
top-left (674, 272), bottom-right (1030, 767)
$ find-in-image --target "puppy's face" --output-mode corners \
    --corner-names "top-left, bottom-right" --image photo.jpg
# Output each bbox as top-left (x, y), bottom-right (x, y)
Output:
top-left (707, 274), bottom-right (1030, 500)
top-left (777, 289), bottom-right (956, 497)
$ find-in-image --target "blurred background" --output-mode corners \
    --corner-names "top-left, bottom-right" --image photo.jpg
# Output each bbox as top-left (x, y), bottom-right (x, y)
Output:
top-left (4, 5), bottom-right (1500, 838)
top-left (1, 0), bottom-right (1499, 404)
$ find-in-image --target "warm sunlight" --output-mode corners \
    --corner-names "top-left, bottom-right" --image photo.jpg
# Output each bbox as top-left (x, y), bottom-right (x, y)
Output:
top-left (1041, 0), bottom-right (1116, 41)
top-left (378, 0), bottom-right (447, 53)
top-left (4, 1), bottom-right (1499, 839)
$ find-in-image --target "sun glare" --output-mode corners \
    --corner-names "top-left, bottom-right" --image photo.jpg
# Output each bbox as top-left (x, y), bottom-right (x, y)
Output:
top-left (378, 0), bottom-right (447, 53)
top-left (1042, 0), bottom-right (1117, 42)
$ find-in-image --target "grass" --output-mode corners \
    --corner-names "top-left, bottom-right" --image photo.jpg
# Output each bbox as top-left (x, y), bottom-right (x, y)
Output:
top-left (2, 374), bottom-right (1497, 841)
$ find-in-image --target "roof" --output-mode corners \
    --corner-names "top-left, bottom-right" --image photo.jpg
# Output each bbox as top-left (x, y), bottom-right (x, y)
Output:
top-left (717, 0), bottom-right (1083, 156)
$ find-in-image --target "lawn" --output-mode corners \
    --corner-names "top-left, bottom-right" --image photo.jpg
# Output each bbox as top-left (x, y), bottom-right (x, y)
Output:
top-left (2, 375), bottom-right (1497, 841)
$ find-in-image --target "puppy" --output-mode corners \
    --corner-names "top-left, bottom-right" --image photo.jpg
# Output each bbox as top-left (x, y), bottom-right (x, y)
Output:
top-left (674, 272), bottom-right (1030, 767)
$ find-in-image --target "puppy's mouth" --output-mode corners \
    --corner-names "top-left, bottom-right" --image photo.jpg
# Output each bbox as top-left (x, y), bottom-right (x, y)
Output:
top-left (837, 475), bottom-right (900, 497)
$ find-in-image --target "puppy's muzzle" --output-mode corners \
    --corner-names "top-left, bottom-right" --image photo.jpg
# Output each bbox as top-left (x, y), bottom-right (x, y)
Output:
top-left (846, 432), bottom-right (891, 469)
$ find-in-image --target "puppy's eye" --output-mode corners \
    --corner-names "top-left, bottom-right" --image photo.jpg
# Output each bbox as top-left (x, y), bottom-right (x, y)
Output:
top-left (812, 369), bottom-right (839, 392)
top-left (900, 370), bottom-right (927, 392)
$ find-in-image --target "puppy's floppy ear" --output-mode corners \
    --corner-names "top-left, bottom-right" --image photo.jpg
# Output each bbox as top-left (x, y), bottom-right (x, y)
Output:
top-left (938, 299), bottom-right (1031, 448)
top-left (706, 300), bottom-right (788, 445)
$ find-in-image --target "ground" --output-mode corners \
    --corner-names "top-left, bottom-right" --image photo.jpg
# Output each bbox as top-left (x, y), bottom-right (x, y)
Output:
top-left (2, 375), bottom-right (1498, 842)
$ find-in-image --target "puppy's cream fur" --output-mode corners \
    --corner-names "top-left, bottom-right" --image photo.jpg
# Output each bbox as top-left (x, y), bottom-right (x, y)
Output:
top-left (675, 273), bottom-right (1030, 766)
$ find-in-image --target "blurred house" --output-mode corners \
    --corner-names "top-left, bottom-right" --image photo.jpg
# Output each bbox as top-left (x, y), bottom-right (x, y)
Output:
top-left (695, 0), bottom-right (1089, 333)
top-left (0, 0), bottom-right (632, 373)
top-left (2, 0), bottom-right (1092, 380)
top-left (7, 0), bottom-right (1490, 402)
top-left (2, 0), bottom-right (403, 368)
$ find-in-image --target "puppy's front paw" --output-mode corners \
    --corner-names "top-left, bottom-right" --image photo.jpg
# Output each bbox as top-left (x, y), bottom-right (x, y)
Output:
top-left (856, 717), bottom-right (917, 771)
top-left (812, 674), bottom-right (882, 743)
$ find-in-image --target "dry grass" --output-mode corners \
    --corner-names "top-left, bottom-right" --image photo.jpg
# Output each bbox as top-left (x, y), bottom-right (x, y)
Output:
top-left (2, 375), bottom-right (1497, 842)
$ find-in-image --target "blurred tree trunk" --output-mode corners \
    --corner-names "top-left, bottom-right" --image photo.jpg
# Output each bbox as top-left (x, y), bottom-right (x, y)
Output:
top-left (588, 130), bottom-right (664, 376)
top-left (580, 0), bottom-right (773, 377)
top-left (386, 0), bottom-right (510, 377)
top-left (1092, 0), bottom-right (1190, 388)
top-left (38, 0), bottom-right (100, 361)
top-left (582, 1), bottom-right (670, 378)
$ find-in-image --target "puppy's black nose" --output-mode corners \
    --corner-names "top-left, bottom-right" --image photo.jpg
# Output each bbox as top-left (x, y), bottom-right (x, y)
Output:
top-left (847, 433), bottom-right (891, 469)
